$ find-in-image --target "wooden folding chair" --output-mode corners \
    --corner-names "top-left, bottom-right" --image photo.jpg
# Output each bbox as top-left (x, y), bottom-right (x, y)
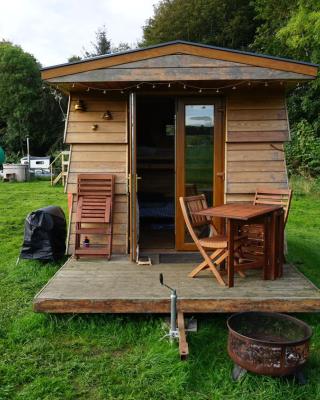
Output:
top-left (74, 174), bottom-right (115, 259)
top-left (240, 187), bottom-right (292, 260)
top-left (179, 195), bottom-right (244, 287)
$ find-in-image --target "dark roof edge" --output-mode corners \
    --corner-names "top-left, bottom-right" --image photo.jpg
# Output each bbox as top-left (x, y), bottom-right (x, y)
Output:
top-left (41, 40), bottom-right (319, 71)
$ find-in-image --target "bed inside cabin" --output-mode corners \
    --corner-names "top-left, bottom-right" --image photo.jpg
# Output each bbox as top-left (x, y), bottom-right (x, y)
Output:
top-left (136, 96), bottom-right (175, 250)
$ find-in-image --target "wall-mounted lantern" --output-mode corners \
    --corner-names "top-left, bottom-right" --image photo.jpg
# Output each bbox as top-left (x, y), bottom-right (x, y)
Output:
top-left (102, 110), bottom-right (113, 120)
top-left (74, 99), bottom-right (86, 112)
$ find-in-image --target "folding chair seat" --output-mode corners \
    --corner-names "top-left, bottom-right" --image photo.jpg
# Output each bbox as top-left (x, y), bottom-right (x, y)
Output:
top-left (179, 195), bottom-right (246, 287)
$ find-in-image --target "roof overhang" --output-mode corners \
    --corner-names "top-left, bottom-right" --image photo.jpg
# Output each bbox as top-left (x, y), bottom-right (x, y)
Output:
top-left (42, 41), bottom-right (318, 83)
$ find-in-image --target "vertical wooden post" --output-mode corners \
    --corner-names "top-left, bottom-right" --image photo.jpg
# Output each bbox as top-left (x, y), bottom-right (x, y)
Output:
top-left (227, 218), bottom-right (234, 288)
top-left (177, 312), bottom-right (189, 360)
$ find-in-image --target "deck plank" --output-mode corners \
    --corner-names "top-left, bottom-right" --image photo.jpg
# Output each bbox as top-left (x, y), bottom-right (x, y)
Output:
top-left (33, 257), bottom-right (320, 313)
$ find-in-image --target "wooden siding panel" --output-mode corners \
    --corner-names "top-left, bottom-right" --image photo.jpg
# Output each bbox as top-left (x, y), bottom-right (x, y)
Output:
top-left (228, 171), bottom-right (287, 183)
top-left (70, 97), bottom-right (126, 111)
top-left (66, 133), bottom-right (127, 144)
top-left (225, 89), bottom-right (289, 197)
top-left (227, 131), bottom-right (289, 142)
top-left (227, 182), bottom-right (288, 193)
top-left (228, 94), bottom-right (285, 110)
top-left (71, 150), bottom-right (127, 162)
top-left (65, 95), bottom-right (127, 144)
top-left (228, 119), bottom-right (288, 132)
top-left (228, 160), bottom-right (285, 172)
top-left (68, 111), bottom-right (125, 122)
top-left (68, 121), bottom-right (126, 133)
top-left (227, 149), bottom-right (285, 162)
top-left (228, 109), bottom-right (286, 120)
top-left (48, 66), bottom-right (312, 82)
top-left (110, 54), bottom-right (245, 68)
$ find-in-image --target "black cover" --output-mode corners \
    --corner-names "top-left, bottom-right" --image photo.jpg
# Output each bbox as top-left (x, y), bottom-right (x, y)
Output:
top-left (20, 206), bottom-right (66, 261)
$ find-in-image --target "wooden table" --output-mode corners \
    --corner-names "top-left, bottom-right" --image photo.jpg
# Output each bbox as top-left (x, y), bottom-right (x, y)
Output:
top-left (195, 203), bottom-right (284, 287)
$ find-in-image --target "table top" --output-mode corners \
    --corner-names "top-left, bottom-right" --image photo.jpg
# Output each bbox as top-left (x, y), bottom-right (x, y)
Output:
top-left (194, 203), bottom-right (283, 221)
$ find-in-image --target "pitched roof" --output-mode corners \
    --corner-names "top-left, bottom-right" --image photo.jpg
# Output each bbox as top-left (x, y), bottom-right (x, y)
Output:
top-left (41, 40), bottom-right (318, 80)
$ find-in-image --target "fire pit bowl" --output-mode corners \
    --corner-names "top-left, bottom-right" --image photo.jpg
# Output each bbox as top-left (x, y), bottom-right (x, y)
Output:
top-left (227, 312), bottom-right (312, 378)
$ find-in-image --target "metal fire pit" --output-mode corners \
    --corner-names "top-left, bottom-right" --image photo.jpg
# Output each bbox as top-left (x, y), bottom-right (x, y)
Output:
top-left (227, 312), bottom-right (312, 381)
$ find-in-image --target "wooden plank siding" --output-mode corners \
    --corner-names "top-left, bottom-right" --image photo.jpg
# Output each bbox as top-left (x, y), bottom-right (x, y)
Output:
top-left (225, 89), bottom-right (289, 202)
top-left (65, 94), bottom-right (128, 254)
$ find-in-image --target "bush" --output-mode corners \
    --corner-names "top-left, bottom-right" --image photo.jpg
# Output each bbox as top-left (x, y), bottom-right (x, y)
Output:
top-left (285, 120), bottom-right (320, 177)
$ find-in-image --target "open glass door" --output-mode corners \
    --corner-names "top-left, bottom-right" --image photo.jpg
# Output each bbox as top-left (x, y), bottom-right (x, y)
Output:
top-left (129, 92), bottom-right (139, 261)
top-left (176, 98), bottom-right (224, 250)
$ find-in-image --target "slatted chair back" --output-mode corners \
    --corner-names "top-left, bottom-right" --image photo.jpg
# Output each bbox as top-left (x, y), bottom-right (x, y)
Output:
top-left (254, 187), bottom-right (292, 225)
top-left (76, 174), bottom-right (114, 224)
top-left (77, 174), bottom-right (114, 198)
top-left (75, 174), bottom-right (115, 260)
top-left (76, 197), bottom-right (112, 224)
top-left (180, 195), bottom-right (218, 238)
top-left (180, 196), bottom-right (202, 244)
top-left (184, 195), bottom-right (210, 228)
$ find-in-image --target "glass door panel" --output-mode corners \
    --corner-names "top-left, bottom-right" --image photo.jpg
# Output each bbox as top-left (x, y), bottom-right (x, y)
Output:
top-left (176, 98), bottom-right (224, 250)
top-left (185, 105), bottom-right (214, 202)
top-left (184, 105), bottom-right (214, 243)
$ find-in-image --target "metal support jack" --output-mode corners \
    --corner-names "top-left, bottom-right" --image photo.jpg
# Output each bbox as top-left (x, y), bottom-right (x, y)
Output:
top-left (159, 273), bottom-right (197, 359)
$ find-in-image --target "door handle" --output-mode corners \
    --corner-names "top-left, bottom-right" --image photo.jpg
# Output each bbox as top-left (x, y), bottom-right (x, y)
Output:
top-left (128, 174), bottom-right (142, 193)
top-left (216, 172), bottom-right (225, 180)
top-left (136, 175), bottom-right (142, 192)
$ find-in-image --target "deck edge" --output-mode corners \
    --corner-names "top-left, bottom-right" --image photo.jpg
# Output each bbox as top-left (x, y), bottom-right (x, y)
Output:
top-left (33, 297), bottom-right (320, 314)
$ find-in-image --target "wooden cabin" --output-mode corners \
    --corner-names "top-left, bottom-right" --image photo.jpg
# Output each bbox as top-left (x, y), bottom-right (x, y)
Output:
top-left (42, 41), bottom-right (317, 260)
top-left (35, 41), bottom-right (320, 319)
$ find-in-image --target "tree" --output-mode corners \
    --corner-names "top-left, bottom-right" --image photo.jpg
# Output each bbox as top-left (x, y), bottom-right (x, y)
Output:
top-left (68, 55), bottom-right (82, 63)
top-left (141, 0), bottom-right (258, 50)
top-left (111, 42), bottom-right (131, 53)
top-left (0, 41), bottom-right (66, 157)
top-left (83, 25), bottom-right (111, 58)
top-left (251, 0), bottom-right (320, 176)
top-left (68, 27), bottom-right (131, 62)
top-left (251, 0), bottom-right (320, 135)
top-left (250, 0), bottom-right (299, 57)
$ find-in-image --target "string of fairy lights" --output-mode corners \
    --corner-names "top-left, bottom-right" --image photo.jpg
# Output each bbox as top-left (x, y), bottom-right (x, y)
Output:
top-left (58, 79), bottom-right (289, 94)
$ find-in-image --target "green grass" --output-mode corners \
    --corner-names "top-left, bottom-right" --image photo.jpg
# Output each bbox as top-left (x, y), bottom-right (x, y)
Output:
top-left (0, 180), bottom-right (320, 399)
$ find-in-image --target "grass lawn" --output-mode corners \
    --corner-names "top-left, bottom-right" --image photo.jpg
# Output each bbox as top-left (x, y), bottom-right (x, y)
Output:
top-left (0, 180), bottom-right (320, 399)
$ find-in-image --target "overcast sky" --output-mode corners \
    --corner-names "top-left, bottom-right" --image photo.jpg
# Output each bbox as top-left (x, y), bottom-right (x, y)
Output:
top-left (0, 0), bottom-right (156, 66)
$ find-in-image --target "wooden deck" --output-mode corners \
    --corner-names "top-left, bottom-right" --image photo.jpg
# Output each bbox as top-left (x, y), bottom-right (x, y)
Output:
top-left (33, 257), bottom-right (320, 314)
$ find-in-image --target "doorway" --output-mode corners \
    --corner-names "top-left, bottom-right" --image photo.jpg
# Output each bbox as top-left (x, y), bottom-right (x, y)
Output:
top-left (136, 96), bottom-right (175, 250)
top-left (129, 94), bottom-right (224, 257)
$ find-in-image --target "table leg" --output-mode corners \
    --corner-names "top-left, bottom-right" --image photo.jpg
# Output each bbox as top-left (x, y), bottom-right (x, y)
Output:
top-left (270, 211), bottom-right (277, 280)
top-left (278, 209), bottom-right (285, 277)
top-left (220, 218), bottom-right (226, 271)
top-left (227, 218), bottom-right (235, 288)
top-left (263, 214), bottom-right (271, 280)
